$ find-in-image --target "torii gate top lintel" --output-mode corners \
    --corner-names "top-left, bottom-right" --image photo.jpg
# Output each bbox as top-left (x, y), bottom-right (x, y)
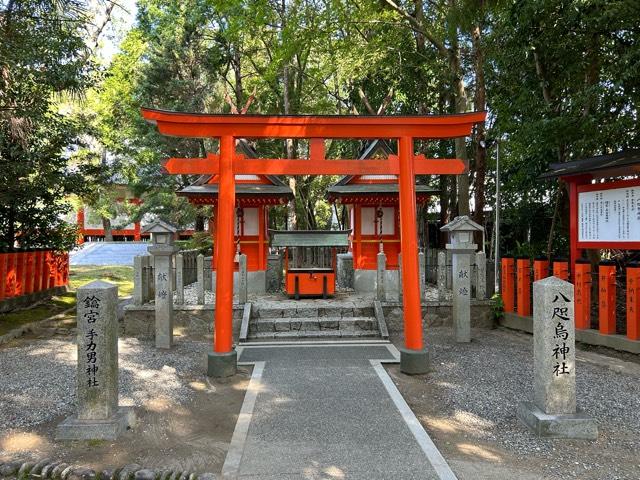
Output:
top-left (141, 106), bottom-right (486, 374)
top-left (141, 107), bottom-right (486, 139)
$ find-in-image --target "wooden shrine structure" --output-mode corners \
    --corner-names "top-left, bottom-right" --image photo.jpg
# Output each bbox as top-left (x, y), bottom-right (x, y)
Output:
top-left (141, 108), bottom-right (486, 375)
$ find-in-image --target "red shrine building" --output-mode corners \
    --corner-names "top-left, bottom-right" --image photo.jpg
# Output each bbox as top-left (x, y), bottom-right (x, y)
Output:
top-left (327, 140), bottom-right (436, 296)
top-left (178, 139), bottom-right (293, 293)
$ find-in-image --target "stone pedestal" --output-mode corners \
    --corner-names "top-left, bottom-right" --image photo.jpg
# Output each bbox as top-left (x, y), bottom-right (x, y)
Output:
top-left (399, 347), bottom-right (429, 375)
top-left (376, 252), bottom-right (386, 301)
top-left (418, 251), bottom-right (425, 302)
top-left (148, 244), bottom-right (176, 349)
top-left (238, 254), bottom-right (248, 304)
top-left (450, 249), bottom-right (472, 343)
top-left (133, 256), bottom-right (143, 306)
top-left (207, 350), bottom-right (238, 378)
top-left (517, 276), bottom-right (597, 439)
top-left (56, 281), bottom-right (134, 440)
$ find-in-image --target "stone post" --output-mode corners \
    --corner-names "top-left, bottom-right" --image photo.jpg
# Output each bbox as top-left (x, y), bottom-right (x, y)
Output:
top-left (336, 252), bottom-right (354, 289)
top-left (451, 251), bottom-right (472, 343)
top-left (376, 252), bottom-right (386, 301)
top-left (517, 276), bottom-right (597, 439)
top-left (133, 255), bottom-right (143, 306)
top-left (437, 251), bottom-right (447, 301)
top-left (141, 256), bottom-right (151, 303)
top-left (418, 251), bottom-right (425, 302)
top-left (476, 251), bottom-right (486, 300)
top-left (266, 254), bottom-right (282, 293)
top-left (149, 244), bottom-right (176, 349)
top-left (56, 281), bottom-right (134, 440)
top-left (197, 254), bottom-right (205, 305)
top-left (238, 253), bottom-right (248, 304)
top-left (175, 253), bottom-right (184, 305)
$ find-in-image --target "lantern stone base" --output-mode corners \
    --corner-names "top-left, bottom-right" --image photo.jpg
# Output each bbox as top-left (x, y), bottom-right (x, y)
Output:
top-left (399, 347), bottom-right (429, 375)
top-left (517, 402), bottom-right (597, 439)
top-left (207, 350), bottom-right (238, 378)
top-left (55, 407), bottom-right (135, 441)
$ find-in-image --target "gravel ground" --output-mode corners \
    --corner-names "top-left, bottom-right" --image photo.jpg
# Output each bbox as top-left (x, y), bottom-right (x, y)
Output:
top-left (391, 327), bottom-right (640, 479)
top-left (0, 337), bottom-right (208, 435)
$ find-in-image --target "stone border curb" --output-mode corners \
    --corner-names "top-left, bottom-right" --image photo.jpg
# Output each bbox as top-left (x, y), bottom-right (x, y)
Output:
top-left (0, 304), bottom-right (76, 346)
top-left (0, 459), bottom-right (218, 480)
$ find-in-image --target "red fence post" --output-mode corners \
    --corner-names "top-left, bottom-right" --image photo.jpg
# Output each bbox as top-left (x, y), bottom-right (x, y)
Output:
top-left (44, 251), bottom-right (53, 290)
top-left (574, 259), bottom-right (592, 330)
top-left (598, 260), bottom-right (617, 335)
top-left (627, 262), bottom-right (640, 341)
top-left (6, 253), bottom-right (16, 297)
top-left (33, 250), bottom-right (42, 293)
top-left (553, 258), bottom-right (569, 282)
top-left (63, 252), bottom-right (69, 286)
top-left (516, 257), bottom-right (531, 317)
top-left (15, 252), bottom-right (25, 296)
top-left (24, 251), bottom-right (35, 295)
top-left (0, 253), bottom-right (7, 300)
top-left (533, 257), bottom-right (549, 282)
top-left (501, 256), bottom-right (515, 313)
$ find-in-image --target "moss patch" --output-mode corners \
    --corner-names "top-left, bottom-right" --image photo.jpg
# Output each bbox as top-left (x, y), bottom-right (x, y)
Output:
top-left (69, 265), bottom-right (134, 297)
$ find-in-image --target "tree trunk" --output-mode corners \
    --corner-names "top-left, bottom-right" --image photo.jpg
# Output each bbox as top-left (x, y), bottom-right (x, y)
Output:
top-left (472, 24), bottom-right (487, 242)
top-left (102, 217), bottom-right (113, 242)
top-left (449, 35), bottom-right (470, 216)
top-left (195, 213), bottom-right (205, 232)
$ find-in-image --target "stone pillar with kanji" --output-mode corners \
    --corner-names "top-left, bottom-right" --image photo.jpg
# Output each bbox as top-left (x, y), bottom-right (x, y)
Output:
top-left (517, 276), bottom-right (597, 439)
top-left (56, 281), bottom-right (135, 440)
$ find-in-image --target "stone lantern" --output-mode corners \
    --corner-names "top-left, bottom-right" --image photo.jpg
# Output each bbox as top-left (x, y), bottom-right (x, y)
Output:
top-left (440, 216), bottom-right (483, 343)
top-left (142, 220), bottom-right (178, 349)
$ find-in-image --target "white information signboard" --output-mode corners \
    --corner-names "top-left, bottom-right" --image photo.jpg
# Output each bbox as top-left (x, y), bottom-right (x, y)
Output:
top-left (578, 185), bottom-right (640, 243)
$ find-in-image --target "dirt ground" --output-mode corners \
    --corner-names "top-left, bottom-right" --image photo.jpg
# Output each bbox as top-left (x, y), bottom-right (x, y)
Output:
top-left (0, 325), bottom-right (250, 475)
top-left (388, 327), bottom-right (640, 480)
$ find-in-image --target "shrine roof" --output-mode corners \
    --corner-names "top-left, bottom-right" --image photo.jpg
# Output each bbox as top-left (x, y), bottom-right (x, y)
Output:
top-left (540, 149), bottom-right (640, 180)
top-left (327, 183), bottom-right (438, 195)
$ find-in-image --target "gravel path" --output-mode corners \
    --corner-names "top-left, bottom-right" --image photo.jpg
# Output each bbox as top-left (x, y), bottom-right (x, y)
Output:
top-left (393, 327), bottom-right (640, 479)
top-left (0, 337), bottom-right (208, 435)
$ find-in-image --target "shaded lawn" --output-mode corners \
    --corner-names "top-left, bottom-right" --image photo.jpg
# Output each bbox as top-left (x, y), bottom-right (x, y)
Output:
top-left (0, 265), bottom-right (133, 336)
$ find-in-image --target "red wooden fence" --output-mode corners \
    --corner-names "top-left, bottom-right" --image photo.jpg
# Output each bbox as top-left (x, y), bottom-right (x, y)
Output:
top-left (0, 250), bottom-right (69, 302)
top-left (501, 257), bottom-right (639, 341)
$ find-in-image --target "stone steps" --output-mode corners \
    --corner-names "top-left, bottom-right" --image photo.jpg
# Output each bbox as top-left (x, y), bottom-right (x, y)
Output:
top-left (247, 316), bottom-right (380, 340)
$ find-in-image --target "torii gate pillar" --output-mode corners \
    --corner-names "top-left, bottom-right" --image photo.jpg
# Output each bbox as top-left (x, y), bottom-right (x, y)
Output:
top-left (398, 136), bottom-right (428, 374)
top-left (208, 135), bottom-right (238, 377)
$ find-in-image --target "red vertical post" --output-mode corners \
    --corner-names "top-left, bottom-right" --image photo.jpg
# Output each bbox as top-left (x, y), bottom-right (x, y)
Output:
top-left (44, 251), bottom-right (53, 289)
top-left (397, 136), bottom-right (424, 351)
top-left (568, 180), bottom-right (582, 282)
top-left (516, 257), bottom-right (531, 317)
top-left (15, 252), bottom-right (25, 296)
top-left (553, 258), bottom-right (569, 281)
top-left (213, 135), bottom-right (236, 354)
top-left (533, 257), bottom-right (549, 282)
top-left (598, 260), bottom-right (616, 335)
top-left (33, 250), bottom-right (42, 293)
top-left (134, 221), bottom-right (141, 241)
top-left (574, 259), bottom-right (592, 330)
top-left (0, 253), bottom-right (7, 300)
top-left (627, 262), bottom-right (640, 341)
top-left (76, 208), bottom-right (85, 244)
top-left (24, 251), bottom-right (35, 294)
top-left (501, 256), bottom-right (515, 313)
top-left (6, 253), bottom-right (16, 297)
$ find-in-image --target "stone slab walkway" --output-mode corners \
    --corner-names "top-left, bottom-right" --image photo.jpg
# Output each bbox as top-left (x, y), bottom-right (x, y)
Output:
top-left (224, 343), bottom-right (457, 480)
top-left (71, 242), bottom-right (150, 266)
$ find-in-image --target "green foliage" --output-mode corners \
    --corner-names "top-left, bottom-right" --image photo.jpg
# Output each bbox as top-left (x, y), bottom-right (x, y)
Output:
top-left (0, 0), bottom-right (99, 251)
top-left (491, 293), bottom-right (504, 321)
top-left (177, 231), bottom-right (213, 255)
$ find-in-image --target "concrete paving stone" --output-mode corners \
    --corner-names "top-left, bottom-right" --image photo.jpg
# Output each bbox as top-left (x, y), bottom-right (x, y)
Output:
top-left (249, 332), bottom-right (276, 339)
top-left (354, 317), bottom-right (376, 330)
top-left (340, 307), bottom-right (355, 317)
top-left (300, 330), bottom-right (341, 338)
top-left (272, 331), bottom-right (300, 338)
top-left (238, 346), bottom-right (394, 363)
top-left (319, 306), bottom-right (343, 317)
top-left (273, 319), bottom-right (291, 332)
top-left (289, 319), bottom-right (302, 330)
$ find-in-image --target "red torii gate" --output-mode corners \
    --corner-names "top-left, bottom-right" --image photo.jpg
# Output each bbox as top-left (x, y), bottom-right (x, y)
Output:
top-left (141, 109), bottom-right (486, 375)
